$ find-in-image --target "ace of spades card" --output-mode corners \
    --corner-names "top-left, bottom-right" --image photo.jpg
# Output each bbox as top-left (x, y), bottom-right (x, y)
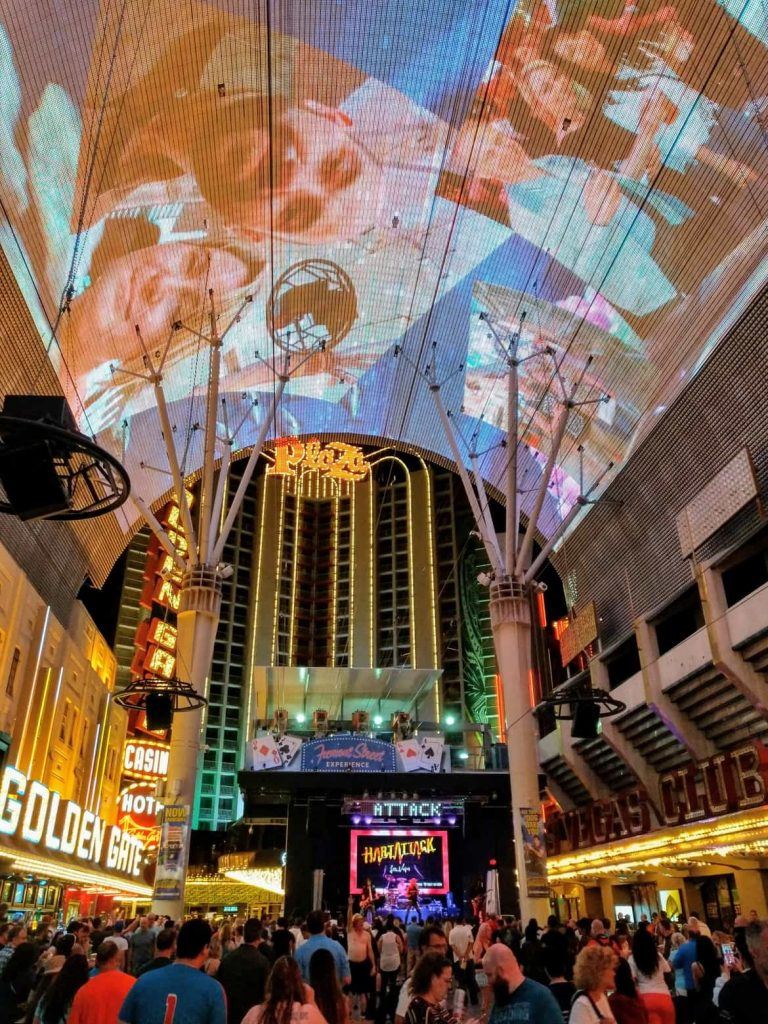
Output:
top-left (418, 735), bottom-right (445, 772)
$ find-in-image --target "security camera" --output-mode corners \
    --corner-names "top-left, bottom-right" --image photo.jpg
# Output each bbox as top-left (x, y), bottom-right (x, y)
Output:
top-left (533, 580), bottom-right (548, 593)
top-left (477, 571), bottom-right (494, 587)
top-left (219, 564), bottom-right (234, 579)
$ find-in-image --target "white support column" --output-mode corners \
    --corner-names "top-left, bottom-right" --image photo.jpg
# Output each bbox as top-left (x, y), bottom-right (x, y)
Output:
top-left (490, 577), bottom-right (550, 922)
top-left (152, 566), bottom-right (222, 918)
top-left (505, 358), bottom-right (518, 576)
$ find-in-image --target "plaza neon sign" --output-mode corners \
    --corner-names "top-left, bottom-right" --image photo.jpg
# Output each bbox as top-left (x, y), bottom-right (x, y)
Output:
top-left (0, 767), bottom-right (144, 878)
top-left (268, 439), bottom-right (370, 481)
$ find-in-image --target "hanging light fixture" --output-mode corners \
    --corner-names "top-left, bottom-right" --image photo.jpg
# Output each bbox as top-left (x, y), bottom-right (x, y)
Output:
top-left (114, 676), bottom-right (208, 731)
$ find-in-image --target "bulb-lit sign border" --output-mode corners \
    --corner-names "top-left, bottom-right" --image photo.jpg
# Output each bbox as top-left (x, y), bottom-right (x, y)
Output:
top-left (267, 438), bottom-right (370, 481)
top-left (0, 767), bottom-right (145, 879)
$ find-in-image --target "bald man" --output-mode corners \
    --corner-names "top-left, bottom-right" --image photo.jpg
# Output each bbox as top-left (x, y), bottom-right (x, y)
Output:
top-left (482, 944), bottom-right (562, 1024)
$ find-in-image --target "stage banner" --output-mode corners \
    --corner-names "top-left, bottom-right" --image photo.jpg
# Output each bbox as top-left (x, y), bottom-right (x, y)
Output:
top-left (301, 735), bottom-right (396, 772)
top-left (154, 805), bottom-right (190, 901)
top-left (520, 806), bottom-right (548, 898)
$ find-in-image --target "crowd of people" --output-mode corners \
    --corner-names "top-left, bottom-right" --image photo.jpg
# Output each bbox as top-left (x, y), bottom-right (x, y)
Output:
top-left (0, 905), bottom-right (765, 1024)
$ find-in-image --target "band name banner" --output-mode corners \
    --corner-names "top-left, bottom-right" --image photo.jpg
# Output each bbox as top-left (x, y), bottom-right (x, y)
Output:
top-left (350, 828), bottom-right (448, 893)
top-left (301, 736), bottom-right (396, 773)
top-left (547, 740), bottom-right (768, 853)
top-left (0, 767), bottom-right (145, 879)
top-left (520, 807), bottom-right (548, 897)
top-left (153, 805), bottom-right (190, 901)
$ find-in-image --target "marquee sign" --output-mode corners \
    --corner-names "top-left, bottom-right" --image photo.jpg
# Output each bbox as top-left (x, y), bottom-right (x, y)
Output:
top-left (343, 799), bottom-right (463, 822)
top-left (268, 439), bottom-right (370, 481)
top-left (547, 740), bottom-right (768, 853)
top-left (0, 767), bottom-right (145, 879)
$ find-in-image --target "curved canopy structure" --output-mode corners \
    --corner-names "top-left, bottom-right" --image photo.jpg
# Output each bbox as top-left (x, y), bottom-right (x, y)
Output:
top-left (0, 0), bottom-right (766, 581)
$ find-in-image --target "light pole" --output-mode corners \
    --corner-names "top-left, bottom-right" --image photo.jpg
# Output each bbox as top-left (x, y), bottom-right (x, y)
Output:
top-left (112, 289), bottom-right (318, 919)
top-left (401, 319), bottom-right (612, 920)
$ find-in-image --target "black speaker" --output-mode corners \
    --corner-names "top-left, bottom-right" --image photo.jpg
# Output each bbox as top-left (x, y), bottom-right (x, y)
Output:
top-left (145, 692), bottom-right (174, 731)
top-left (0, 440), bottom-right (70, 520)
top-left (489, 743), bottom-right (509, 771)
top-left (571, 700), bottom-right (600, 739)
top-left (3, 395), bottom-right (78, 430)
top-left (0, 396), bottom-right (80, 521)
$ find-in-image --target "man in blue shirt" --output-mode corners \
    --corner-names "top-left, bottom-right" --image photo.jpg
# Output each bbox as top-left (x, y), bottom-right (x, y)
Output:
top-left (295, 910), bottom-right (351, 986)
top-left (119, 918), bottom-right (226, 1024)
top-left (483, 943), bottom-right (563, 1024)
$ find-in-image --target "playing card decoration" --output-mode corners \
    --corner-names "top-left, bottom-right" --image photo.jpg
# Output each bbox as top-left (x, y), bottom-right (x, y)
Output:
top-left (396, 738), bottom-right (423, 772)
top-left (250, 732), bottom-right (283, 770)
top-left (419, 735), bottom-right (445, 773)
top-left (277, 734), bottom-right (302, 767)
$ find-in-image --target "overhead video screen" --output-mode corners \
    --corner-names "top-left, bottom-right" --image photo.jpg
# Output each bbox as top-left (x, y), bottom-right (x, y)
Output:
top-left (350, 829), bottom-right (449, 894)
top-left (0, 1), bottom-right (766, 551)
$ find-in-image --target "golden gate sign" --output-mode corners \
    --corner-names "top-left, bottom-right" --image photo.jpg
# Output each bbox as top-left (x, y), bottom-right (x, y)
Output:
top-left (268, 439), bottom-right (370, 481)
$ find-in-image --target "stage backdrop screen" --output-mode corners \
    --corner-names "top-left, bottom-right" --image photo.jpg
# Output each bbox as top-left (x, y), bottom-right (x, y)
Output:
top-left (350, 829), bottom-right (449, 894)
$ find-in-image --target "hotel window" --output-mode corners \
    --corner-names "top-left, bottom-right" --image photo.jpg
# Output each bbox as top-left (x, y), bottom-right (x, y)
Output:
top-left (80, 721), bottom-right (89, 757)
top-left (106, 746), bottom-right (117, 781)
top-left (59, 701), bottom-right (71, 742)
top-left (6, 647), bottom-right (20, 696)
top-left (69, 708), bottom-right (79, 747)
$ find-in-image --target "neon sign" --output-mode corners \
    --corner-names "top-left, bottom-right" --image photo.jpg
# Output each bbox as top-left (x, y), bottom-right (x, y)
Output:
top-left (0, 767), bottom-right (145, 878)
top-left (268, 439), bottom-right (370, 481)
top-left (118, 782), bottom-right (162, 850)
top-left (122, 740), bottom-right (171, 781)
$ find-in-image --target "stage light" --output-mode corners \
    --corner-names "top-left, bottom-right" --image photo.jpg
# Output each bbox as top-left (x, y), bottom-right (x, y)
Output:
top-left (296, 712), bottom-right (306, 724)
top-left (352, 709), bottom-right (370, 732)
top-left (373, 715), bottom-right (383, 726)
top-left (447, 816), bottom-right (457, 826)
top-left (363, 816), bottom-right (372, 825)
top-left (352, 814), bottom-right (361, 825)
top-left (445, 714), bottom-right (456, 727)
top-left (458, 750), bottom-right (469, 761)
top-left (433, 816), bottom-right (441, 825)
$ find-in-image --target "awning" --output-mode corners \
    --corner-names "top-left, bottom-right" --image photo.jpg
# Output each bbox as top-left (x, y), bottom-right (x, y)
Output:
top-left (546, 806), bottom-right (768, 884)
top-left (0, 842), bottom-right (153, 899)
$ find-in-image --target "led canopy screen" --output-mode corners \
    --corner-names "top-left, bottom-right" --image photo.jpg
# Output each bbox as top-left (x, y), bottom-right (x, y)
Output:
top-left (350, 829), bottom-right (450, 894)
top-left (0, 0), bottom-right (766, 552)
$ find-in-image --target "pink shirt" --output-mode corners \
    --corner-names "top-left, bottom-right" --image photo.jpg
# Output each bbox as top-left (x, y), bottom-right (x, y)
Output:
top-left (243, 1002), bottom-right (328, 1024)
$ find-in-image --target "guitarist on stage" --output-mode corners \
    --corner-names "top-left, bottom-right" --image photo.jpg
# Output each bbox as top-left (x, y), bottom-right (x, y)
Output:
top-left (360, 877), bottom-right (378, 916)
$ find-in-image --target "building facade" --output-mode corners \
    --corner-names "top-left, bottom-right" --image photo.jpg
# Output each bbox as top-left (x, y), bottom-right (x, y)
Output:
top-left (0, 537), bottom-right (151, 920)
top-left (114, 442), bottom-right (520, 831)
top-left (540, 289), bottom-right (768, 929)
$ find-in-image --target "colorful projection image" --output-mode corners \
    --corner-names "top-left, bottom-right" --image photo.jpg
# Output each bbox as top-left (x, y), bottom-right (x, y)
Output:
top-left (0, 0), bottom-right (765, 541)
